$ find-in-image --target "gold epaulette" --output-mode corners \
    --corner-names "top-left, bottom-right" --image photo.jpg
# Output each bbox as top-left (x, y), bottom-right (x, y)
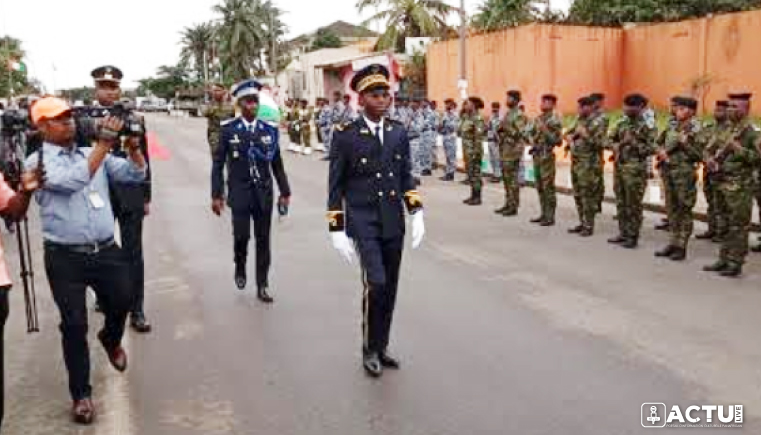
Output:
top-left (326, 210), bottom-right (345, 232)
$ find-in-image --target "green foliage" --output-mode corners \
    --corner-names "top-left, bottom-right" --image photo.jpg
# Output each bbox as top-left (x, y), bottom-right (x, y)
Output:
top-left (137, 64), bottom-right (191, 99)
top-left (180, 23), bottom-right (215, 82)
top-left (471, 0), bottom-right (542, 31)
top-left (0, 36), bottom-right (30, 98)
top-left (309, 29), bottom-right (344, 51)
top-left (567, 0), bottom-right (761, 26)
top-left (357, 0), bottom-right (456, 52)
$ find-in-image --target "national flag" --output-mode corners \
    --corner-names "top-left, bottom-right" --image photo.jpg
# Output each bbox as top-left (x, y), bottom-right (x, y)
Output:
top-left (7, 59), bottom-right (26, 73)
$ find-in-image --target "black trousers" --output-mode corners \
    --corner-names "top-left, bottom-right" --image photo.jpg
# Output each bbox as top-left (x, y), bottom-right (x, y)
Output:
top-left (355, 236), bottom-right (404, 354)
top-left (232, 203), bottom-right (273, 288)
top-left (115, 208), bottom-right (146, 315)
top-left (0, 289), bottom-right (9, 429)
top-left (44, 244), bottom-right (131, 400)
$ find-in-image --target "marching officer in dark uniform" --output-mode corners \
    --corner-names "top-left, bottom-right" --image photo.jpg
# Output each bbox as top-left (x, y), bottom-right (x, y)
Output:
top-left (211, 79), bottom-right (291, 303)
top-left (80, 66), bottom-right (153, 333)
top-left (327, 64), bottom-right (426, 378)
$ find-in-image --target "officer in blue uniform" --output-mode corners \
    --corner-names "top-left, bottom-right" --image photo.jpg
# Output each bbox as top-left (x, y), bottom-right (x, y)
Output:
top-left (211, 79), bottom-right (291, 303)
top-left (327, 64), bottom-right (426, 378)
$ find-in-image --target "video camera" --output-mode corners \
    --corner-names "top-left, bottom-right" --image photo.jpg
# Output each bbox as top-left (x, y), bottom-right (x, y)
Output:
top-left (75, 102), bottom-right (144, 141)
top-left (1, 109), bottom-right (29, 137)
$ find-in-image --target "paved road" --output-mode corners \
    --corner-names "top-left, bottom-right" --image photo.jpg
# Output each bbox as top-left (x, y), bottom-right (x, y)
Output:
top-left (4, 114), bottom-right (760, 434)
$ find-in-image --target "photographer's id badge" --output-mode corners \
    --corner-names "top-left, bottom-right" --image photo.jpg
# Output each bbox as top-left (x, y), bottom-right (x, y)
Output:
top-left (88, 191), bottom-right (105, 209)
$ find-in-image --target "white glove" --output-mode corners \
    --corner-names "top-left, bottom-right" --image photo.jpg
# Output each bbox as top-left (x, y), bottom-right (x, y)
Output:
top-left (331, 232), bottom-right (356, 264)
top-left (411, 211), bottom-right (425, 249)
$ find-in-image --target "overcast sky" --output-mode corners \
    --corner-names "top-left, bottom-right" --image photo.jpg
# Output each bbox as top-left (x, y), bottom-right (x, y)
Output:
top-left (0, 0), bottom-right (571, 92)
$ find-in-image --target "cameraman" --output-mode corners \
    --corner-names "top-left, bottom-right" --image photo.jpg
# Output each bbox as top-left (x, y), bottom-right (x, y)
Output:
top-left (26, 96), bottom-right (146, 424)
top-left (77, 66), bottom-right (152, 333)
top-left (0, 149), bottom-right (42, 430)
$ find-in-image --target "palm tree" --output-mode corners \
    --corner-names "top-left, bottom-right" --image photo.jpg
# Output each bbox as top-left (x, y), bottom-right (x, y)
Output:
top-left (180, 23), bottom-right (215, 82)
top-left (471, 0), bottom-right (542, 31)
top-left (356, 0), bottom-right (457, 52)
top-left (213, 0), bottom-right (269, 81)
top-left (1, 36), bottom-right (28, 98)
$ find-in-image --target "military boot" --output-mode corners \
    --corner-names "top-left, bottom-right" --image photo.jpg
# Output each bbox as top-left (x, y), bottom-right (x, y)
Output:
top-left (719, 263), bottom-right (743, 278)
top-left (669, 247), bottom-right (687, 261)
top-left (655, 220), bottom-right (670, 231)
top-left (234, 261), bottom-right (247, 290)
top-left (530, 216), bottom-right (544, 224)
top-left (608, 235), bottom-right (627, 244)
top-left (579, 227), bottom-right (594, 237)
top-left (655, 245), bottom-right (676, 258)
top-left (621, 237), bottom-right (638, 249)
top-left (494, 205), bottom-right (509, 215)
top-left (464, 190), bottom-right (482, 206)
top-left (703, 260), bottom-right (729, 272)
top-left (567, 225), bottom-right (583, 234)
top-left (540, 218), bottom-right (555, 227)
top-left (439, 173), bottom-right (454, 182)
top-left (695, 230), bottom-right (715, 240)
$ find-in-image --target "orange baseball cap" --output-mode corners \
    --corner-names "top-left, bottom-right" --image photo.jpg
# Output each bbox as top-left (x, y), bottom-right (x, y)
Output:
top-left (31, 96), bottom-right (72, 125)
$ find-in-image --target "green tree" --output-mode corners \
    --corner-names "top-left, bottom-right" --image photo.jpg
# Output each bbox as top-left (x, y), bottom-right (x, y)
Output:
top-left (310, 28), bottom-right (344, 51)
top-left (180, 23), bottom-right (215, 82)
top-left (212, 0), bottom-right (286, 81)
top-left (356, 0), bottom-right (457, 52)
top-left (137, 63), bottom-right (191, 99)
top-left (567, 0), bottom-right (761, 26)
top-left (471, 0), bottom-right (543, 31)
top-left (0, 36), bottom-right (29, 98)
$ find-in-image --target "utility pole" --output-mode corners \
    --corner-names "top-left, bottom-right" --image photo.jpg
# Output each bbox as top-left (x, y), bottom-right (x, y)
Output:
top-left (458, 0), bottom-right (467, 100)
top-left (271, 8), bottom-right (278, 86)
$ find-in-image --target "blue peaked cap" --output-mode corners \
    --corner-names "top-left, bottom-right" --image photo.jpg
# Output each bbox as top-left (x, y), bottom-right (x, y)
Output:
top-left (231, 79), bottom-right (262, 101)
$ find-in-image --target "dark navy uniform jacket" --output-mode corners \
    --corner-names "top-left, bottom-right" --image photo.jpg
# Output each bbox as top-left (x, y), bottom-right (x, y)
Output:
top-left (212, 117), bottom-right (290, 219)
top-left (327, 117), bottom-right (423, 240)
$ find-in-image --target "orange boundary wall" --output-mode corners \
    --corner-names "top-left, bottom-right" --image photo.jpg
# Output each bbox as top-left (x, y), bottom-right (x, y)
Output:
top-left (427, 10), bottom-right (761, 116)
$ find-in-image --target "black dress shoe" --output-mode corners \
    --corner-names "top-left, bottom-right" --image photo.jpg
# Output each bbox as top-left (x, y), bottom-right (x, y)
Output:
top-left (655, 245), bottom-right (676, 257)
top-left (568, 225), bottom-right (583, 234)
top-left (257, 286), bottom-right (274, 304)
top-left (669, 247), bottom-right (686, 261)
top-left (703, 261), bottom-right (729, 272)
top-left (130, 312), bottom-right (152, 334)
top-left (719, 264), bottom-right (742, 277)
top-left (621, 238), bottom-right (638, 249)
top-left (608, 235), bottom-right (626, 244)
top-left (422, 169), bottom-right (432, 176)
top-left (439, 174), bottom-right (454, 181)
top-left (530, 216), bottom-right (544, 223)
top-left (98, 331), bottom-right (128, 372)
top-left (695, 231), bottom-right (715, 240)
top-left (235, 262), bottom-right (247, 290)
top-left (540, 219), bottom-right (555, 227)
top-left (379, 351), bottom-right (400, 369)
top-left (72, 398), bottom-right (95, 425)
top-left (363, 353), bottom-right (383, 378)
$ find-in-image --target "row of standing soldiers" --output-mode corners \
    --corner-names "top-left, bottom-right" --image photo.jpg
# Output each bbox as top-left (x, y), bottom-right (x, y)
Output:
top-left (455, 89), bottom-right (761, 278)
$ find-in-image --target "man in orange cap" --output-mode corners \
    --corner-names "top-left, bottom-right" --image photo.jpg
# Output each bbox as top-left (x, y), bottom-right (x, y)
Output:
top-left (26, 96), bottom-right (147, 424)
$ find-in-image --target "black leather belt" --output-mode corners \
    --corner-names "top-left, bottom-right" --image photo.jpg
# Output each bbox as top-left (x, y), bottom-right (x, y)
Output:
top-left (44, 238), bottom-right (116, 254)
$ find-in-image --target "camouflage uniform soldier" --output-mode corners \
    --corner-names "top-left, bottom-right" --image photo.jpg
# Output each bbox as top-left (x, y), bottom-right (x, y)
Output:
top-left (567, 97), bottom-right (606, 237)
top-left (299, 99), bottom-right (313, 155)
top-left (527, 94), bottom-right (563, 226)
top-left (696, 100), bottom-right (732, 242)
top-left (704, 93), bottom-right (761, 277)
top-left (495, 90), bottom-right (528, 217)
top-left (655, 97), bottom-right (703, 261)
top-left (590, 93), bottom-right (609, 214)
top-left (288, 101), bottom-right (302, 152)
top-left (316, 98), bottom-right (332, 152)
top-left (408, 100), bottom-right (425, 185)
top-left (203, 82), bottom-right (235, 158)
top-left (606, 94), bottom-right (657, 248)
top-left (460, 97), bottom-right (486, 205)
top-left (655, 101), bottom-right (679, 231)
top-left (439, 99), bottom-right (460, 182)
top-left (420, 101), bottom-right (437, 176)
top-left (487, 102), bottom-right (502, 183)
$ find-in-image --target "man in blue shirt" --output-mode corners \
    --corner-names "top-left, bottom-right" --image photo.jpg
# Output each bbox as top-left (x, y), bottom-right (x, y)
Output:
top-left (26, 96), bottom-right (146, 425)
